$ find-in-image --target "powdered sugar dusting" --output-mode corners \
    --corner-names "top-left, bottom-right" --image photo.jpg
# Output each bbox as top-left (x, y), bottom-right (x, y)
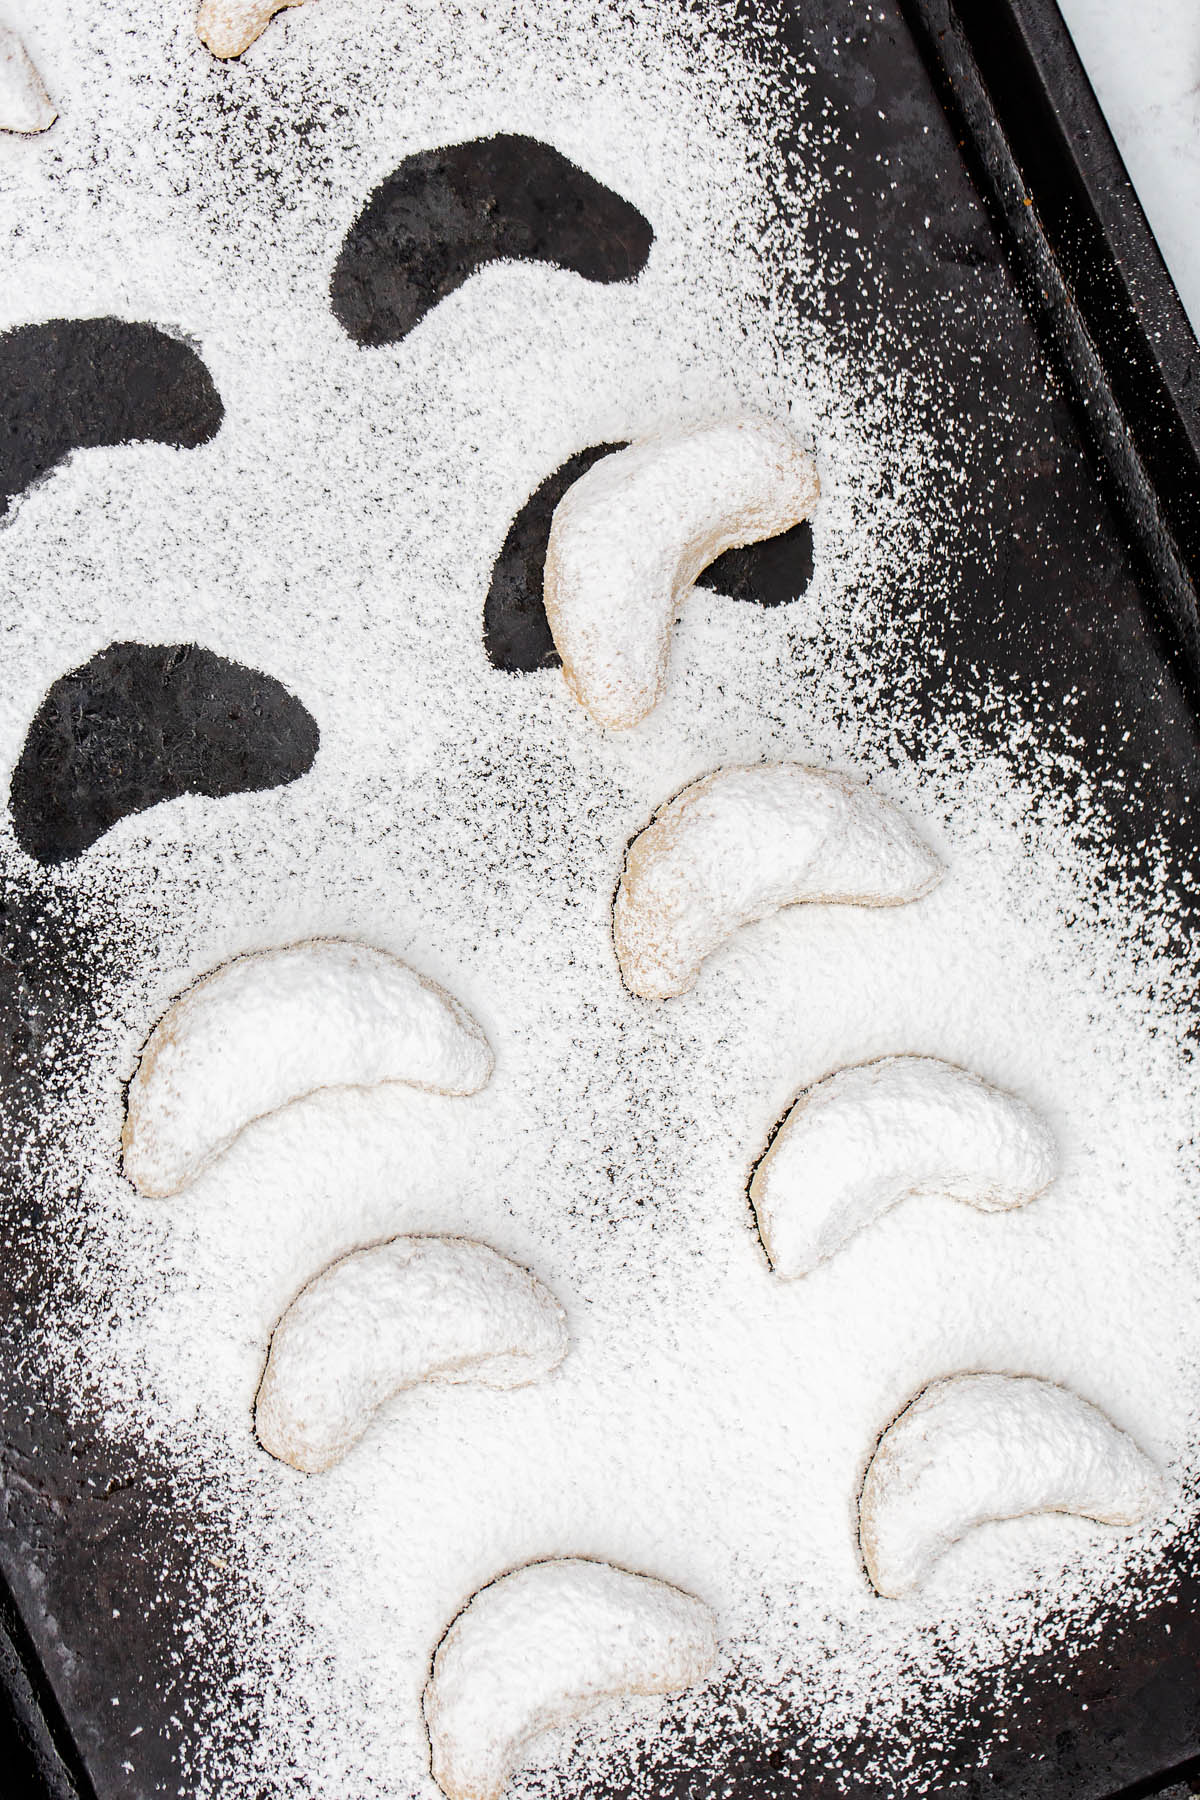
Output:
top-left (0, 1), bottom-right (1197, 1796)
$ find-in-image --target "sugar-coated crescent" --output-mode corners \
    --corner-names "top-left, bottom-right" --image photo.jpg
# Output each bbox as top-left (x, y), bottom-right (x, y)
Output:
top-left (614, 763), bottom-right (942, 999)
top-left (544, 416), bottom-right (819, 728)
top-left (122, 940), bottom-right (493, 1197)
top-left (196, 0), bottom-right (308, 58)
top-left (0, 25), bottom-right (56, 133)
top-left (255, 1236), bottom-right (568, 1473)
top-left (860, 1373), bottom-right (1163, 1598)
top-left (750, 1056), bottom-right (1056, 1277)
top-left (424, 1557), bottom-right (717, 1800)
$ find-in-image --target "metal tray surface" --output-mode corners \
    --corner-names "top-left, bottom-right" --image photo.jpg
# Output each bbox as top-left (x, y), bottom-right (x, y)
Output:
top-left (1, 2), bottom-right (1198, 1796)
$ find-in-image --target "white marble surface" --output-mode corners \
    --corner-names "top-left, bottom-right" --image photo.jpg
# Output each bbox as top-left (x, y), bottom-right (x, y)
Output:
top-left (1057, 0), bottom-right (1200, 334)
top-left (1052, 12), bottom-right (1198, 1778)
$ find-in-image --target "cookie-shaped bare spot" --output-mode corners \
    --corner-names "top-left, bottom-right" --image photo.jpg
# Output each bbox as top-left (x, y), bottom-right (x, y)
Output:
top-left (750, 1057), bottom-right (1056, 1277)
top-left (330, 135), bottom-right (652, 347)
top-left (424, 1558), bottom-right (716, 1800)
top-left (700, 518), bottom-right (814, 606)
top-left (10, 642), bottom-right (318, 864)
top-left (860, 1374), bottom-right (1163, 1598)
top-left (122, 941), bottom-right (493, 1197)
top-left (0, 318), bottom-right (222, 520)
top-left (485, 442), bottom-right (815, 673)
top-left (255, 1236), bottom-right (568, 1472)
top-left (614, 764), bottom-right (941, 1000)
top-left (544, 418), bottom-right (819, 727)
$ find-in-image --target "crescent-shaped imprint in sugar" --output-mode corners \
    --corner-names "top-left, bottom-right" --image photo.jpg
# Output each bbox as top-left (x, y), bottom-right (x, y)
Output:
top-left (331, 137), bottom-right (653, 348)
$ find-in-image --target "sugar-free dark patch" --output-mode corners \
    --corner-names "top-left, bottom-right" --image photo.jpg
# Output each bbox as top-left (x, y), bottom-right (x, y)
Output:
top-left (700, 520), bottom-right (815, 606)
top-left (330, 135), bottom-right (654, 346)
top-left (484, 444), bottom-right (816, 672)
top-left (0, 318), bottom-right (223, 519)
top-left (11, 642), bottom-right (319, 864)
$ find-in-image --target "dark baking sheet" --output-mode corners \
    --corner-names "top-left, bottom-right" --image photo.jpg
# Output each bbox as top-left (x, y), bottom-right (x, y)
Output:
top-left (3, 1), bottom-right (1200, 1796)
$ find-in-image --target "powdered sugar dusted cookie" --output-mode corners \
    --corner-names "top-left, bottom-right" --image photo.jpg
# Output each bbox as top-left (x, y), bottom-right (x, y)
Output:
top-left (0, 24), bottom-right (55, 134)
top-left (614, 764), bottom-right (942, 999)
top-left (122, 941), bottom-right (493, 1197)
top-left (255, 1236), bottom-right (568, 1473)
top-left (750, 1056), bottom-right (1056, 1277)
top-left (859, 1373), bottom-right (1163, 1598)
top-left (424, 1558), bottom-right (717, 1800)
top-left (544, 417), bottom-right (819, 729)
top-left (196, 0), bottom-right (307, 59)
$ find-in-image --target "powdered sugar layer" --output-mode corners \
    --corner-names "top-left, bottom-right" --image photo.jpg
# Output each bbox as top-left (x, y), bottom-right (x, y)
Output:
top-left (0, 2), bottom-right (1196, 1798)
